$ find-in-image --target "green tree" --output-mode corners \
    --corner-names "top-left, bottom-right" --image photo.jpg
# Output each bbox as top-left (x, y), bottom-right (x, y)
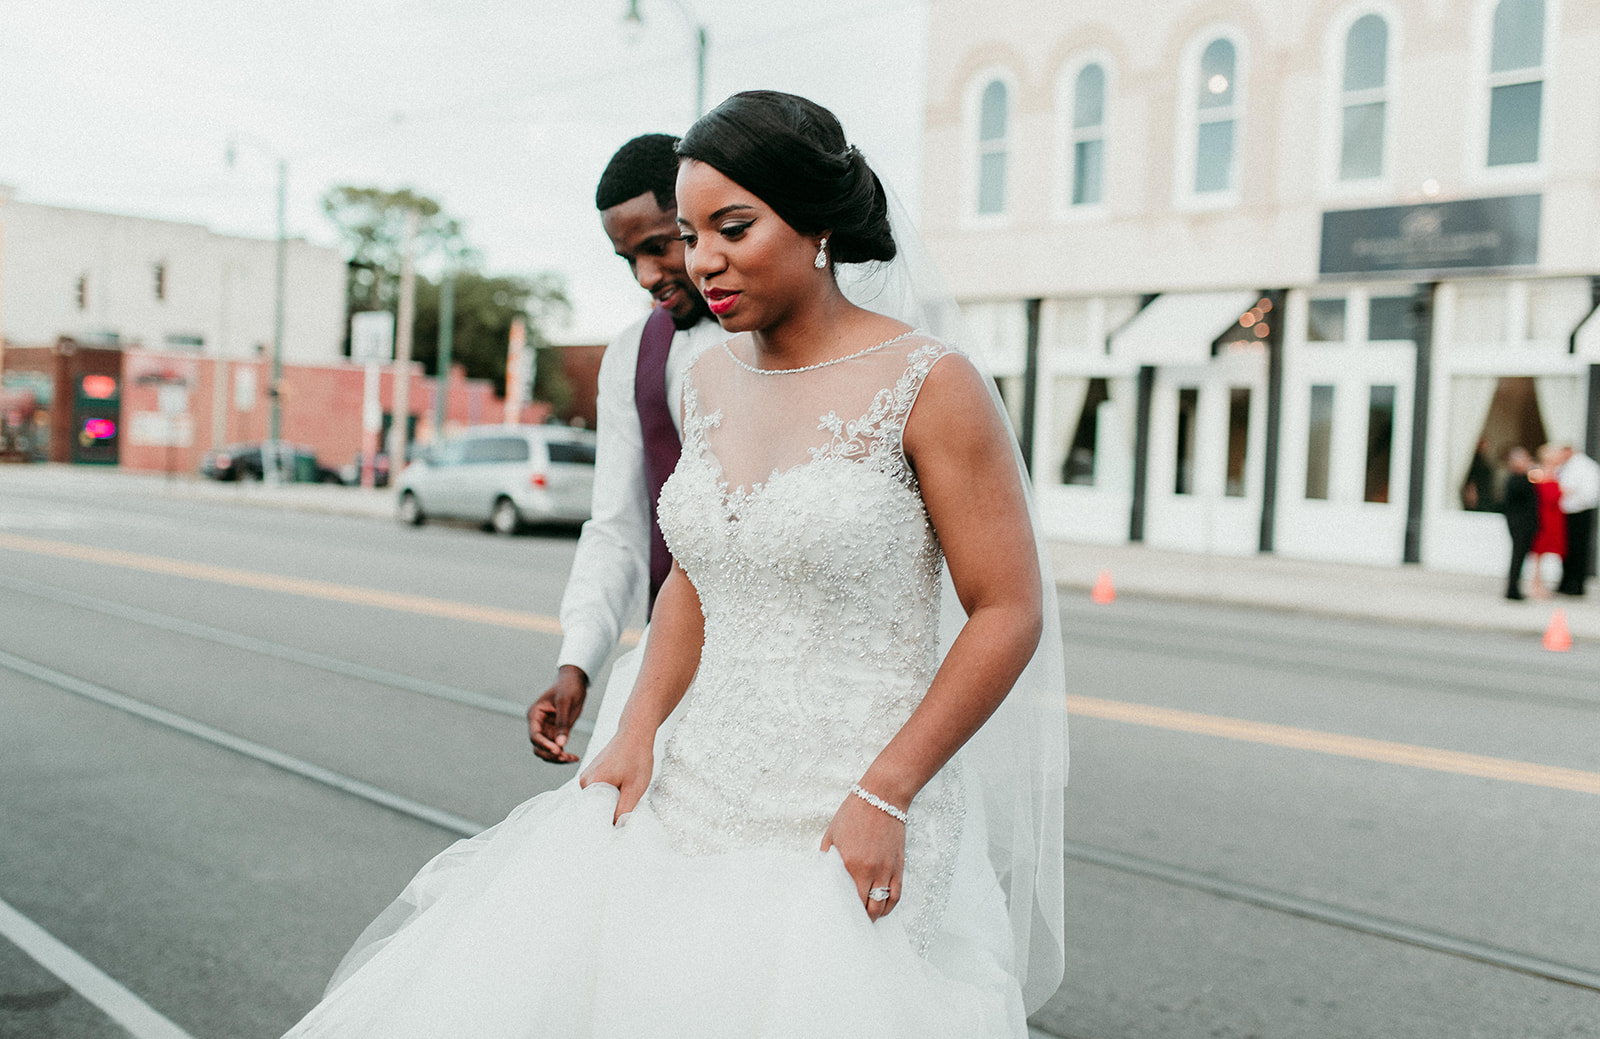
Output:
top-left (412, 269), bottom-right (572, 406)
top-left (321, 184), bottom-right (572, 407)
top-left (321, 186), bottom-right (462, 318)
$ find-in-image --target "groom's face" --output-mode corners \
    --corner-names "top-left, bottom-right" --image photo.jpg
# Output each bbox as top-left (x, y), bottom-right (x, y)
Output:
top-left (602, 191), bottom-right (708, 328)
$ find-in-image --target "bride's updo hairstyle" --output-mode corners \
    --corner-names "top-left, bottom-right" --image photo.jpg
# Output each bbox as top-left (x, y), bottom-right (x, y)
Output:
top-left (677, 90), bottom-right (896, 265)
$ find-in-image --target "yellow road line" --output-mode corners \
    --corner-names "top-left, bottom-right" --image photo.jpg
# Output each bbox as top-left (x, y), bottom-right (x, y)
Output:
top-left (0, 531), bottom-right (643, 645)
top-left (1067, 694), bottom-right (1600, 797)
top-left (5, 531), bottom-right (1587, 793)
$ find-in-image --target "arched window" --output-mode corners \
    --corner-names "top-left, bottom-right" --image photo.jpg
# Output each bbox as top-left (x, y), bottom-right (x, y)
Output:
top-left (1070, 63), bottom-right (1106, 206)
top-left (1487, 0), bottom-right (1544, 166)
top-left (1339, 14), bottom-right (1389, 180)
top-left (976, 79), bottom-right (1010, 214)
top-left (1194, 38), bottom-right (1239, 194)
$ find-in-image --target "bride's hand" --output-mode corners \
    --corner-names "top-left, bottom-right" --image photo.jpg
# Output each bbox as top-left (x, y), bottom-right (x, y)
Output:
top-left (820, 794), bottom-right (906, 921)
top-left (578, 728), bottom-right (654, 824)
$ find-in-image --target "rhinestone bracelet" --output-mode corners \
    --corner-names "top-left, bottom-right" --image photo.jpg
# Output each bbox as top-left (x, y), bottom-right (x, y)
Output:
top-left (850, 783), bottom-right (909, 824)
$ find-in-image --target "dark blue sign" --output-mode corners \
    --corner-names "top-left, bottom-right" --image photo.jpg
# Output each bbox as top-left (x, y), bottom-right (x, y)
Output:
top-left (1320, 194), bottom-right (1540, 277)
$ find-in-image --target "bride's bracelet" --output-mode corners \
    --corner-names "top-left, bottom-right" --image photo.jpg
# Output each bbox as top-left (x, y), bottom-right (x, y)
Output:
top-left (850, 783), bottom-right (908, 824)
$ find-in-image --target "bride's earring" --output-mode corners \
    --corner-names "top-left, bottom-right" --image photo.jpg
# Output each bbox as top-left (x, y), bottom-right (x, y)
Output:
top-left (814, 237), bottom-right (828, 269)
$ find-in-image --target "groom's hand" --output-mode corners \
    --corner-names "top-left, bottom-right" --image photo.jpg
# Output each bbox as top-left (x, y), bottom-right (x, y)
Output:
top-left (528, 665), bottom-right (588, 764)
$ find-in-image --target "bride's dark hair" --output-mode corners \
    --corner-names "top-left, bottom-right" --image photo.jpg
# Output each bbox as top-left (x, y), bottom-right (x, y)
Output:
top-left (677, 90), bottom-right (896, 265)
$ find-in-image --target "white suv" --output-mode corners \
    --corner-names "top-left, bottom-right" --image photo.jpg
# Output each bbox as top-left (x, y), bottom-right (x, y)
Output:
top-left (396, 425), bottom-right (596, 535)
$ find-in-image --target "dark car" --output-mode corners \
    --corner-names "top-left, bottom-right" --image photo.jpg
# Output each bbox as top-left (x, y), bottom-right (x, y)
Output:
top-left (200, 441), bottom-right (342, 484)
top-left (339, 450), bottom-right (410, 488)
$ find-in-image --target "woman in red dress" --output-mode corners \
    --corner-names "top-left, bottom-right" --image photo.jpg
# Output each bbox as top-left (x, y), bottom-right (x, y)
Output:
top-left (1530, 444), bottom-right (1568, 598)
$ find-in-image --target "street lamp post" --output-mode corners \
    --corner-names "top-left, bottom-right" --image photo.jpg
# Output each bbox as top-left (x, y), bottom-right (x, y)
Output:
top-left (622, 0), bottom-right (708, 117)
top-left (227, 138), bottom-right (289, 483)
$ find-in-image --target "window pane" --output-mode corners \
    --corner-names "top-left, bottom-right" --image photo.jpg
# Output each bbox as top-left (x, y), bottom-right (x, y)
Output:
top-left (1487, 81), bottom-right (1542, 166)
top-left (1364, 385), bottom-right (1396, 503)
top-left (1175, 387), bottom-right (1199, 495)
top-left (978, 150), bottom-right (1007, 214)
top-left (1340, 101), bottom-right (1385, 180)
top-left (1491, 0), bottom-right (1545, 72)
top-left (1072, 138), bottom-right (1104, 205)
top-left (1195, 119), bottom-right (1234, 192)
top-left (1368, 296), bottom-right (1414, 341)
top-left (1225, 387), bottom-right (1250, 497)
top-left (979, 80), bottom-right (1008, 141)
top-left (1306, 385), bottom-right (1335, 499)
top-left (1074, 64), bottom-right (1105, 129)
top-left (1062, 377), bottom-right (1110, 485)
top-left (546, 440), bottom-right (596, 465)
top-left (1308, 298), bottom-right (1347, 342)
top-left (1198, 39), bottom-right (1235, 109)
top-left (1343, 14), bottom-right (1389, 91)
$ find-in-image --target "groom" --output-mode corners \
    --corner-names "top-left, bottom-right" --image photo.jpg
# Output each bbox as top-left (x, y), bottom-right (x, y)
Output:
top-left (528, 133), bottom-right (720, 763)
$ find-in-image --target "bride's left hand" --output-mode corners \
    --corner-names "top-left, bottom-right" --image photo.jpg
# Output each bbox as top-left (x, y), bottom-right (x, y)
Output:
top-left (820, 795), bottom-right (905, 921)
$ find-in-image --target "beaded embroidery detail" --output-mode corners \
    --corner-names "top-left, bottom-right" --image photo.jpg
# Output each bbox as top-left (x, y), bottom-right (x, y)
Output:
top-left (647, 336), bottom-right (964, 955)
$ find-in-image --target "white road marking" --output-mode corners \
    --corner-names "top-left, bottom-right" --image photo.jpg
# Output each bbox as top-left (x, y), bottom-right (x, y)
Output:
top-left (0, 895), bottom-right (196, 1039)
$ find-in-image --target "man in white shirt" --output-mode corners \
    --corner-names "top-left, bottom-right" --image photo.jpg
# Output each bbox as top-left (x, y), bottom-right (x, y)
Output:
top-left (1556, 444), bottom-right (1600, 597)
top-left (527, 133), bottom-right (722, 763)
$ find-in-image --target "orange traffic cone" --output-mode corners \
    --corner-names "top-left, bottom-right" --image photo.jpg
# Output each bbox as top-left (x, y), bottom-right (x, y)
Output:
top-left (1091, 569), bottom-right (1116, 605)
top-left (1543, 608), bottom-right (1572, 652)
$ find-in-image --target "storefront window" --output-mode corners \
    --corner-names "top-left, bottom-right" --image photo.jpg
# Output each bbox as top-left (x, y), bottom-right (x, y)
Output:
top-left (1225, 387), bottom-right (1251, 497)
top-left (1175, 387), bottom-right (1199, 494)
top-left (1306, 385), bottom-right (1335, 499)
top-left (1364, 385), bottom-right (1396, 503)
top-left (1308, 298), bottom-right (1347, 342)
top-left (1060, 377), bottom-right (1110, 485)
top-left (1368, 296), bottom-right (1414, 341)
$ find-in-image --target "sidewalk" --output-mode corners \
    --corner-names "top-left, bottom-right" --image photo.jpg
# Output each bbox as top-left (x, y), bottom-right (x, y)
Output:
top-left (6, 464), bottom-right (1598, 640)
top-left (1048, 539), bottom-right (1600, 640)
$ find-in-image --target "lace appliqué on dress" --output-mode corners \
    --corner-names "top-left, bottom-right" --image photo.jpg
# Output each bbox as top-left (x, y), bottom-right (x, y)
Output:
top-left (648, 338), bottom-right (965, 956)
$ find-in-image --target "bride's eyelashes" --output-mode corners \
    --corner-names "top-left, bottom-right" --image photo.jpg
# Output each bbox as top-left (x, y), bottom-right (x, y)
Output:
top-left (674, 221), bottom-right (753, 248)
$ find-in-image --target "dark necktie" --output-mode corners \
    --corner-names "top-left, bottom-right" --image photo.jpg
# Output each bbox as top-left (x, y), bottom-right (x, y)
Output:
top-left (634, 305), bottom-right (680, 618)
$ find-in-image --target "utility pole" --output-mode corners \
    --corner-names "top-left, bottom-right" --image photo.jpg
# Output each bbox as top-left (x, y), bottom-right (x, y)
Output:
top-left (433, 263), bottom-right (455, 438)
top-left (265, 158), bottom-right (288, 483)
top-left (388, 207), bottom-right (419, 468)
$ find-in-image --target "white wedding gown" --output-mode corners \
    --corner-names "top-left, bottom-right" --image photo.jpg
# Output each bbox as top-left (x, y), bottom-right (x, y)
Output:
top-left (283, 333), bottom-right (1030, 1037)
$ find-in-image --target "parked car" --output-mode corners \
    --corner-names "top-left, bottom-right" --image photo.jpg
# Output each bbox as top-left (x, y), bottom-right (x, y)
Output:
top-left (395, 425), bottom-right (597, 534)
top-left (339, 450), bottom-right (407, 488)
top-left (200, 442), bottom-right (342, 484)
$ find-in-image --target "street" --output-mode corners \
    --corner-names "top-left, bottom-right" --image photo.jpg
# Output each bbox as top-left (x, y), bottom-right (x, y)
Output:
top-left (2, 472), bottom-right (1598, 1038)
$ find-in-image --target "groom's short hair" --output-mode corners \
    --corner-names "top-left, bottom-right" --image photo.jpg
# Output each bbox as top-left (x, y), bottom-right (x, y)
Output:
top-left (596, 134), bottom-right (681, 212)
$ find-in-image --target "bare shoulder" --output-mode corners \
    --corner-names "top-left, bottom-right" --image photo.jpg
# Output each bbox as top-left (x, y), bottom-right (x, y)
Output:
top-left (904, 348), bottom-right (1010, 459)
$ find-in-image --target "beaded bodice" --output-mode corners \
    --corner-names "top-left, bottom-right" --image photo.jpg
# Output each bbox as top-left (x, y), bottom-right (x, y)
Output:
top-left (645, 332), bottom-right (965, 951)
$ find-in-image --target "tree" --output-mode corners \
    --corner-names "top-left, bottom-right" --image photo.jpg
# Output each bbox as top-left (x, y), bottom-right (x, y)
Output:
top-left (321, 184), bottom-right (572, 406)
top-left (321, 186), bottom-right (462, 317)
top-left (412, 269), bottom-right (571, 405)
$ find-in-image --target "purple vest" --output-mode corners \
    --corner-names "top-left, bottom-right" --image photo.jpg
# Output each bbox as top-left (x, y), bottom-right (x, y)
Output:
top-left (633, 306), bottom-right (680, 617)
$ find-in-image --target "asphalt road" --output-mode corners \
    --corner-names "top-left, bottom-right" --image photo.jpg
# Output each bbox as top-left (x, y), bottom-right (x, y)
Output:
top-left (1, 474), bottom-right (1598, 1038)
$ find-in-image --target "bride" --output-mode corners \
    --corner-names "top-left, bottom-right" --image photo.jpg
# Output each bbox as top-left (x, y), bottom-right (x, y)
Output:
top-left (284, 90), bottom-right (1066, 1038)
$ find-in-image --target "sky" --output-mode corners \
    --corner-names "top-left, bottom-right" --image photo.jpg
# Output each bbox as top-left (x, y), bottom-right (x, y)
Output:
top-left (0, 0), bottom-right (929, 342)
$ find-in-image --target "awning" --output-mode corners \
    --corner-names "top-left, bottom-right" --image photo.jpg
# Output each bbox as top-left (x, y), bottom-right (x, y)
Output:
top-left (1110, 291), bottom-right (1260, 365)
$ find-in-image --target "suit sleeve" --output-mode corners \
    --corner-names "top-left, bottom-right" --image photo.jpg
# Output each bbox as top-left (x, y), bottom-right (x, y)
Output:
top-left (555, 319), bottom-right (651, 679)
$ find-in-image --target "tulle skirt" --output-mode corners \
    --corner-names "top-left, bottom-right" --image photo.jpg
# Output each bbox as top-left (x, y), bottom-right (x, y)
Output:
top-left (284, 780), bottom-right (1027, 1037)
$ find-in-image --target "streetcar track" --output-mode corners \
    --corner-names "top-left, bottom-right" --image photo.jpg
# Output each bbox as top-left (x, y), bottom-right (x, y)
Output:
top-left (0, 646), bottom-right (484, 838)
top-left (3, 647), bottom-right (1597, 997)
top-left (0, 572), bottom-right (596, 738)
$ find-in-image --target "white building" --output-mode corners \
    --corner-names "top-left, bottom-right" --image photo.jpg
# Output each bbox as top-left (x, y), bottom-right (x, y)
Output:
top-left (922, 0), bottom-right (1600, 575)
top-left (0, 190), bottom-right (346, 363)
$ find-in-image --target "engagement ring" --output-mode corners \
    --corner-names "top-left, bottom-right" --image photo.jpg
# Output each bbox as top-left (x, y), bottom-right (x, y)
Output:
top-left (868, 887), bottom-right (891, 902)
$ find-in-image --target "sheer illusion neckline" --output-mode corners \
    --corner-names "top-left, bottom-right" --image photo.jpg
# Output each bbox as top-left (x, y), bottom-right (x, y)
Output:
top-left (721, 329), bottom-right (918, 375)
